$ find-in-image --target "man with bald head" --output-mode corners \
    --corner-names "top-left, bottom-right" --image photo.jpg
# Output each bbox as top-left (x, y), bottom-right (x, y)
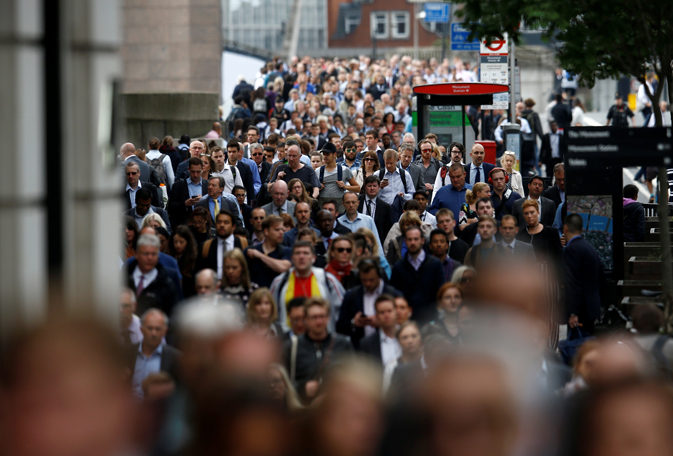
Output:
top-left (175, 140), bottom-right (206, 180)
top-left (465, 143), bottom-right (495, 185)
top-left (262, 180), bottom-right (297, 224)
top-left (119, 142), bottom-right (151, 183)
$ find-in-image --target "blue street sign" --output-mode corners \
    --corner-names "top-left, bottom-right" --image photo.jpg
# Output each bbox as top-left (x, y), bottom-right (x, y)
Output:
top-left (424, 3), bottom-right (450, 23)
top-left (450, 22), bottom-right (480, 51)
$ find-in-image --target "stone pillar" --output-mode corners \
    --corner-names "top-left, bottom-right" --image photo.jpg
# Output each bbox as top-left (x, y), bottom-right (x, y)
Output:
top-left (121, 0), bottom-right (222, 95)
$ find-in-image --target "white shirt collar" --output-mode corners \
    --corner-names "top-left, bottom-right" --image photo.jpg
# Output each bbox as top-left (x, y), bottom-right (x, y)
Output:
top-left (126, 180), bottom-right (142, 192)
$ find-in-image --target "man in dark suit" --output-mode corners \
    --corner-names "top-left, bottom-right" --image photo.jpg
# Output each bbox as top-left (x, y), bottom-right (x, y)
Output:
top-left (175, 140), bottom-right (206, 181)
top-left (227, 141), bottom-right (256, 205)
top-left (464, 143), bottom-right (495, 185)
top-left (125, 234), bottom-right (179, 318)
top-left (123, 188), bottom-right (172, 233)
top-left (550, 94), bottom-right (572, 131)
top-left (233, 185), bottom-right (253, 230)
top-left (194, 175), bottom-right (243, 227)
top-left (167, 157), bottom-right (208, 228)
top-left (498, 215), bottom-right (536, 261)
top-left (195, 210), bottom-right (243, 278)
top-left (539, 121), bottom-right (565, 175)
top-left (250, 144), bottom-right (273, 184)
top-left (564, 214), bottom-right (604, 335)
top-left (358, 175), bottom-right (394, 243)
top-left (336, 259), bottom-right (401, 348)
top-left (129, 308), bottom-right (180, 398)
top-left (390, 226), bottom-right (445, 325)
top-left (123, 161), bottom-right (162, 211)
top-left (511, 175), bottom-right (557, 227)
top-left (542, 163), bottom-right (565, 210)
top-left (398, 144), bottom-right (426, 192)
top-left (359, 295), bottom-right (402, 366)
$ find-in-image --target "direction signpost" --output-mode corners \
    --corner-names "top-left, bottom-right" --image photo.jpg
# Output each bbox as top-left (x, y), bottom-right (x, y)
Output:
top-left (450, 23), bottom-right (480, 51)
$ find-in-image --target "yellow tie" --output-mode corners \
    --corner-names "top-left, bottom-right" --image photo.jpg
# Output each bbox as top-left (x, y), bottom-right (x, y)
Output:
top-left (214, 198), bottom-right (220, 218)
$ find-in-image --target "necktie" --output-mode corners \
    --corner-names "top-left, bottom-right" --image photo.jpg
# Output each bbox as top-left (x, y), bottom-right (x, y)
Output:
top-left (366, 200), bottom-right (372, 216)
top-left (508, 244), bottom-right (514, 253)
top-left (136, 275), bottom-right (145, 297)
top-left (477, 166), bottom-right (483, 183)
top-left (214, 198), bottom-right (220, 219)
top-left (278, 206), bottom-right (283, 215)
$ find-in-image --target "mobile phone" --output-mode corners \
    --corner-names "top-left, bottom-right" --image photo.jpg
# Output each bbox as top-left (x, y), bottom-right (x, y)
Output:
top-left (382, 178), bottom-right (388, 182)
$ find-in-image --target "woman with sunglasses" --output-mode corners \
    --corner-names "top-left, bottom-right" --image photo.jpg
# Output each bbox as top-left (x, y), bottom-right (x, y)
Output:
top-left (325, 236), bottom-right (358, 289)
top-left (499, 151), bottom-right (525, 196)
top-left (354, 151), bottom-right (380, 192)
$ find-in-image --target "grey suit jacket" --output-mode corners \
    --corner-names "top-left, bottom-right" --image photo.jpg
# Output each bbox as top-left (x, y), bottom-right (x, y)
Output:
top-left (511, 196), bottom-right (556, 227)
top-left (262, 201), bottom-right (297, 224)
top-left (400, 163), bottom-right (425, 192)
top-left (120, 156), bottom-right (151, 183)
top-left (500, 240), bottom-right (536, 262)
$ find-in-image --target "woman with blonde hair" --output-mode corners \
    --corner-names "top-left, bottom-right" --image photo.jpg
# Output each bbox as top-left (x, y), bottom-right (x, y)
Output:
top-left (141, 213), bottom-right (168, 232)
top-left (221, 248), bottom-right (259, 308)
top-left (269, 363), bottom-right (304, 412)
top-left (246, 288), bottom-right (283, 338)
top-left (499, 151), bottom-right (525, 196)
top-left (460, 182), bottom-right (491, 227)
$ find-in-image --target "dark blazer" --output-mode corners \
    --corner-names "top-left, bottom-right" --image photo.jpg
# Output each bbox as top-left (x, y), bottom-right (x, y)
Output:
top-left (540, 133), bottom-right (565, 168)
top-left (389, 360), bottom-right (424, 395)
top-left (167, 178), bottom-right (209, 228)
top-left (564, 236), bottom-right (604, 325)
top-left (240, 203), bottom-right (253, 232)
top-left (123, 181), bottom-right (162, 212)
top-left (543, 186), bottom-right (563, 210)
top-left (123, 206), bottom-right (172, 234)
top-left (459, 221), bottom-right (501, 247)
top-left (195, 235), bottom-right (244, 273)
top-left (195, 196), bottom-right (243, 227)
top-left (464, 162), bottom-right (495, 185)
top-left (175, 159), bottom-right (191, 181)
top-left (390, 254), bottom-right (445, 325)
top-left (336, 284), bottom-right (402, 348)
top-left (358, 196), bottom-right (394, 243)
top-left (129, 343), bottom-right (181, 383)
top-left (400, 163), bottom-right (426, 192)
top-left (125, 261), bottom-right (179, 318)
top-left (258, 161), bottom-right (272, 186)
top-left (359, 330), bottom-right (383, 364)
top-left (512, 196), bottom-right (556, 227)
top-left (234, 160), bottom-right (256, 205)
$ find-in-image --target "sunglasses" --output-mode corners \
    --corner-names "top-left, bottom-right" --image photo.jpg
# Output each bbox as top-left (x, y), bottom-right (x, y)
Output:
top-left (126, 172), bottom-right (138, 176)
top-left (364, 157), bottom-right (375, 161)
top-left (335, 247), bottom-right (352, 253)
top-left (252, 153), bottom-right (263, 156)
top-left (346, 148), bottom-right (356, 152)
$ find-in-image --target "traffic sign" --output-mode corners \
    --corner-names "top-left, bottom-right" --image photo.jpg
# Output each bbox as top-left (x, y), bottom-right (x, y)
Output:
top-left (450, 23), bottom-right (480, 51)
top-left (424, 3), bottom-right (450, 23)
top-left (480, 33), bottom-right (509, 56)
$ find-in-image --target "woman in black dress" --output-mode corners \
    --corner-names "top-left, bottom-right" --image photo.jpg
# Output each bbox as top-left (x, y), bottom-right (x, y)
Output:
top-left (515, 199), bottom-right (563, 348)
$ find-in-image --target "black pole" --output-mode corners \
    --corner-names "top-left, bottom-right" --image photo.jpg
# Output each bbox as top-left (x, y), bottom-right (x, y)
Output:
top-left (44, 0), bottom-right (64, 283)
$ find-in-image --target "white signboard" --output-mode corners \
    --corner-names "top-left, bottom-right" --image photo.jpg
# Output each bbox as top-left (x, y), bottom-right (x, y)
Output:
top-left (480, 33), bottom-right (509, 109)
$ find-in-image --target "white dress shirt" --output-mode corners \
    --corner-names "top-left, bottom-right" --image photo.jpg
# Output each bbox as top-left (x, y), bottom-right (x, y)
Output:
top-left (133, 266), bottom-right (158, 291)
top-left (217, 234), bottom-right (235, 280)
top-left (421, 210), bottom-right (436, 228)
top-left (380, 330), bottom-right (402, 367)
top-left (126, 181), bottom-right (142, 208)
top-left (362, 279), bottom-right (384, 337)
top-left (362, 196), bottom-right (377, 218)
top-left (550, 133), bottom-right (561, 158)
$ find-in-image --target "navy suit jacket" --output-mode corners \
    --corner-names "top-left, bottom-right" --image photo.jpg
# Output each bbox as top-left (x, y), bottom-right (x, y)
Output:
top-left (175, 159), bottom-right (191, 181)
top-left (195, 196), bottom-right (243, 227)
top-left (336, 284), bottom-right (401, 348)
top-left (234, 160), bottom-right (256, 206)
top-left (167, 178), bottom-right (209, 228)
top-left (464, 162), bottom-right (495, 185)
top-left (564, 236), bottom-right (604, 322)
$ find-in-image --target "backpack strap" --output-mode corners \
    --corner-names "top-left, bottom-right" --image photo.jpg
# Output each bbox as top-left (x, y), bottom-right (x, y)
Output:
top-left (202, 238), bottom-right (214, 259)
top-left (319, 165), bottom-right (326, 184)
top-left (337, 164), bottom-right (343, 182)
top-left (290, 334), bottom-right (298, 383)
top-left (399, 167), bottom-right (408, 193)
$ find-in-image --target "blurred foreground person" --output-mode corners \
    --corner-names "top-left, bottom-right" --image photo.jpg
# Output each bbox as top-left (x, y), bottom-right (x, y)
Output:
top-left (1, 320), bottom-right (135, 456)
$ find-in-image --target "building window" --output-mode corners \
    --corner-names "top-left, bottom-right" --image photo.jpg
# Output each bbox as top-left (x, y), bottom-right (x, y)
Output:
top-left (370, 12), bottom-right (388, 39)
top-left (391, 11), bottom-right (410, 39)
top-left (345, 14), bottom-right (360, 34)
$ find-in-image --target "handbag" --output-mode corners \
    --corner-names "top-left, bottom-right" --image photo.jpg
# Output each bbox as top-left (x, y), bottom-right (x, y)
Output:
top-left (558, 328), bottom-right (594, 366)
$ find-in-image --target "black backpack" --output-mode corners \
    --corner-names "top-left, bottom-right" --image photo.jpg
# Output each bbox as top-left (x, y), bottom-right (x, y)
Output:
top-left (148, 153), bottom-right (167, 185)
top-left (319, 164), bottom-right (343, 184)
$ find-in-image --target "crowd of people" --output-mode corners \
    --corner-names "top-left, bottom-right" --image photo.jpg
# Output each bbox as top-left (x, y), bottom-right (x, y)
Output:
top-left (4, 54), bottom-right (673, 456)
